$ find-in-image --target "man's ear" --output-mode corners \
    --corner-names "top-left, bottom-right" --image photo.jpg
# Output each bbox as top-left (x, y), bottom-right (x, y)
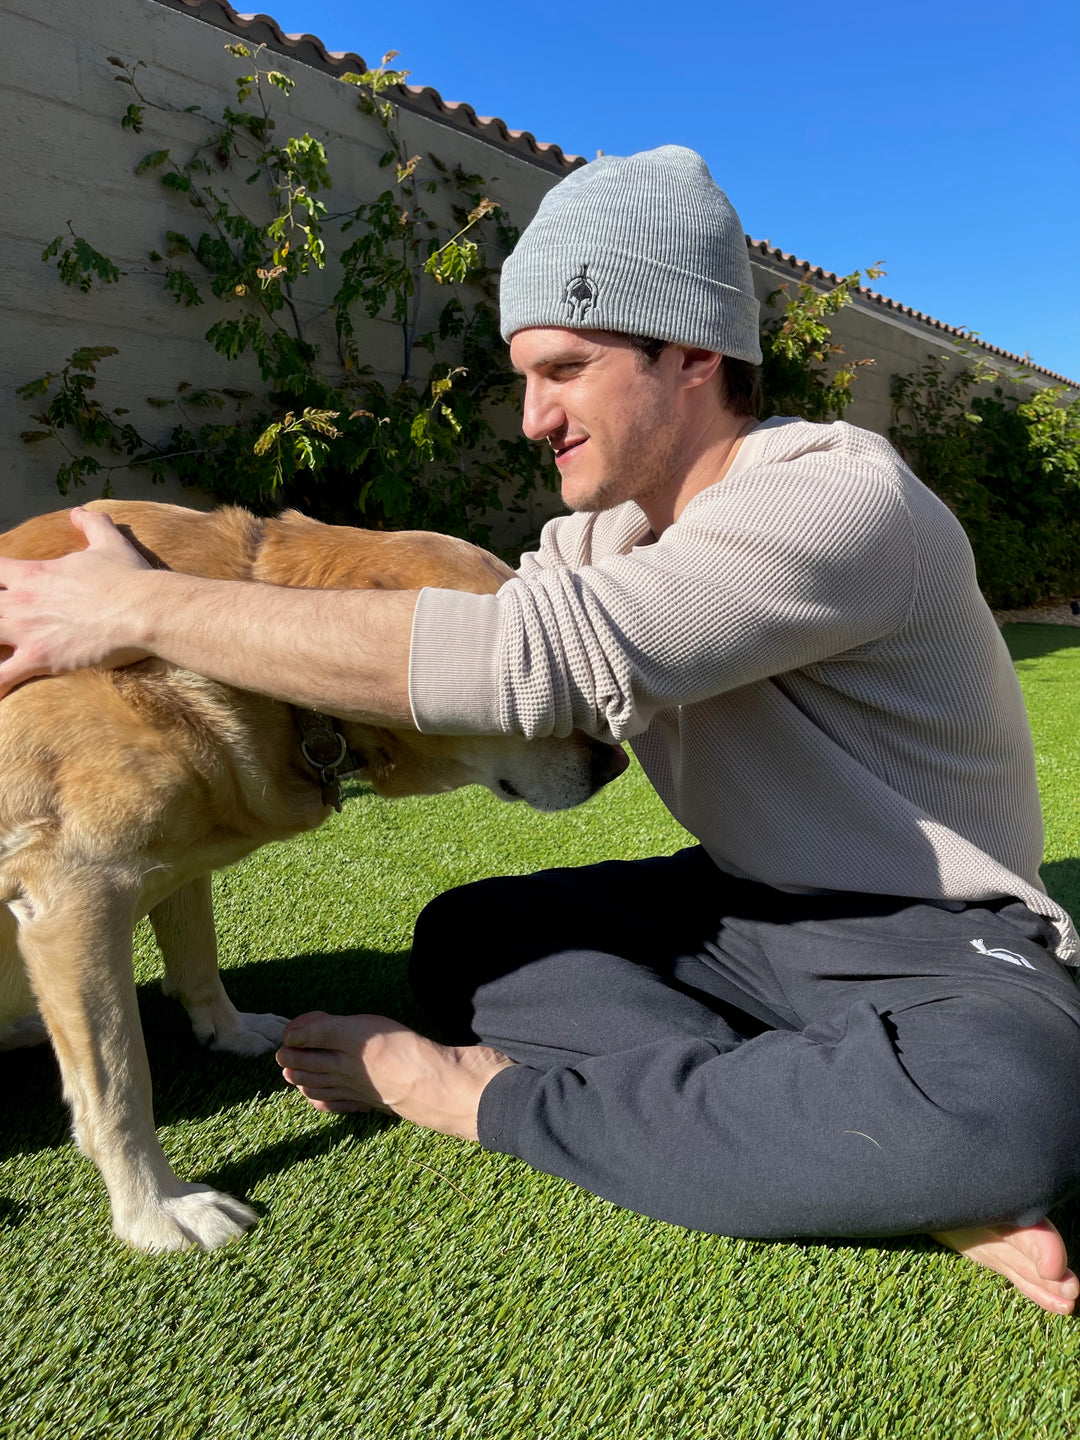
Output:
top-left (677, 347), bottom-right (723, 390)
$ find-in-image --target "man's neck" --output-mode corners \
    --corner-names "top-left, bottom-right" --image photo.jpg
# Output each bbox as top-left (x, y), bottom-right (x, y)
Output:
top-left (640, 412), bottom-right (759, 537)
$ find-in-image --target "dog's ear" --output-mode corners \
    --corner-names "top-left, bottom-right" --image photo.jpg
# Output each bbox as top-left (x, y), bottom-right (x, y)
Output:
top-left (81, 502), bottom-right (264, 580)
top-left (0, 501), bottom-right (263, 581)
top-left (256, 511), bottom-right (513, 595)
top-left (0, 501), bottom-right (514, 596)
top-left (0, 508), bottom-right (95, 560)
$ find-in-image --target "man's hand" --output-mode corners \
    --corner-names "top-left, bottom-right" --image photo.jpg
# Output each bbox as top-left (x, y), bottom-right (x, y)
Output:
top-left (0, 508), bottom-right (153, 698)
top-left (0, 505), bottom-right (416, 721)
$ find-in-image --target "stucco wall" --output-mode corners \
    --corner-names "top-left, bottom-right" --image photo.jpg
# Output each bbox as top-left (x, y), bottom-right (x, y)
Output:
top-left (2, 0), bottom-right (567, 534)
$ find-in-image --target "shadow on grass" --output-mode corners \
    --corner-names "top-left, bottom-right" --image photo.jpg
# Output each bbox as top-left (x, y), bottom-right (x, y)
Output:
top-left (0, 1196), bottom-right (30, 1229)
top-left (1041, 859), bottom-right (1080, 920)
top-left (1002, 624), bottom-right (1080, 663)
top-left (0, 944), bottom-right (417, 1170)
top-left (192, 1110), bottom-right (400, 1206)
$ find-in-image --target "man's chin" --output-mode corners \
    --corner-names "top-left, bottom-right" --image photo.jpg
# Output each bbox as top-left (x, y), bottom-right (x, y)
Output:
top-left (562, 475), bottom-right (629, 514)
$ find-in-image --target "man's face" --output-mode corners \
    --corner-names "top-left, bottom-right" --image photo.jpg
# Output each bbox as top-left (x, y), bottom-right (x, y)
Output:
top-left (509, 328), bottom-right (686, 515)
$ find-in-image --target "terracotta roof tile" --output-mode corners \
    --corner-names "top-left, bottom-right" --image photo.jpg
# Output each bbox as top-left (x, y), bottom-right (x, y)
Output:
top-left (153, 0), bottom-right (584, 172)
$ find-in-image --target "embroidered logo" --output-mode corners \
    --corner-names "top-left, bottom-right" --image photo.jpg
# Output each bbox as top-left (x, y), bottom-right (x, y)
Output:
top-left (563, 263), bottom-right (599, 323)
top-left (970, 937), bottom-right (1035, 969)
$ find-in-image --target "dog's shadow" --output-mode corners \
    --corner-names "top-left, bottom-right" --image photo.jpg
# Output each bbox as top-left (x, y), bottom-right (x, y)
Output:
top-left (0, 945), bottom-right (416, 1176)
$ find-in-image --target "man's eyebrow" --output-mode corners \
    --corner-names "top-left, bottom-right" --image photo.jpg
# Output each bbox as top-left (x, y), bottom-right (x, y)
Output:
top-left (513, 353), bottom-right (586, 374)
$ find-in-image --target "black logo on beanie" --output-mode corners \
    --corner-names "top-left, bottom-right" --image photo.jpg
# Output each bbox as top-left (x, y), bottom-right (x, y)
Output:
top-left (563, 264), bottom-right (598, 323)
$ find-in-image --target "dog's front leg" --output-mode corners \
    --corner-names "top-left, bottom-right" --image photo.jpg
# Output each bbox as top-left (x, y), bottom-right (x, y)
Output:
top-left (150, 874), bottom-right (288, 1055)
top-left (17, 870), bottom-right (257, 1251)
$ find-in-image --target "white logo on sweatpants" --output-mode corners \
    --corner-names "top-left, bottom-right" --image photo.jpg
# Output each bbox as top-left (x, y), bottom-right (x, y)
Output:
top-left (970, 937), bottom-right (1036, 969)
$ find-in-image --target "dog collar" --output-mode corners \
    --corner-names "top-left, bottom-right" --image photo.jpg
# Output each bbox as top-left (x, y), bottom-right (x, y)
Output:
top-left (295, 709), bottom-right (361, 813)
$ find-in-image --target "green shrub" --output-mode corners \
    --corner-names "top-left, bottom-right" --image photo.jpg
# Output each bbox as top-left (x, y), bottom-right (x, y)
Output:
top-left (890, 354), bottom-right (1080, 607)
top-left (18, 47), bottom-right (550, 546)
top-left (759, 266), bottom-right (884, 423)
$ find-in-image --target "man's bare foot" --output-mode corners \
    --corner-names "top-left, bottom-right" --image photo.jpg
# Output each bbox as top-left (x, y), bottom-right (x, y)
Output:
top-left (275, 1011), bottom-right (513, 1141)
top-left (932, 1216), bottom-right (1079, 1315)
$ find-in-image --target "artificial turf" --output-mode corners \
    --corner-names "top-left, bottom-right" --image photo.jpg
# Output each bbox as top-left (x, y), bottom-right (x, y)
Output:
top-left (2, 625), bottom-right (1080, 1439)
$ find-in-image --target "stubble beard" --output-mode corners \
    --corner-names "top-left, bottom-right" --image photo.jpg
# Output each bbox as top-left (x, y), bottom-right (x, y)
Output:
top-left (565, 392), bottom-right (684, 516)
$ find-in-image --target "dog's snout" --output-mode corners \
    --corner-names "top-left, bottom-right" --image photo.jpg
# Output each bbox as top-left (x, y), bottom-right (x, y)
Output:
top-left (484, 734), bottom-right (629, 812)
top-left (591, 742), bottom-right (629, 791)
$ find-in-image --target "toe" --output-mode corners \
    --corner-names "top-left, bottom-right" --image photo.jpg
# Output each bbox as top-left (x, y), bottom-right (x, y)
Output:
top-left (296, 1083), bottom-right (374, 1114)
top-left (280, 1062), bottom-right (337, 1088)
top-left (1008, 1220), bottom-right (1074, 1287)
top-left (933, 1220), bottom-right (1079, 1315)
top-left (276, 1045), bottom-right (336, 1074)
top-left (281, 1010), bottom-right (335, 1047)
top-left (1014, 1277), bottom-right (1076, 1315)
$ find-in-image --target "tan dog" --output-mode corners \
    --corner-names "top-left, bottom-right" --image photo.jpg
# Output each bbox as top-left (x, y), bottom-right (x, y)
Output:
top-left (0, 500), bottom-right (626, 1251)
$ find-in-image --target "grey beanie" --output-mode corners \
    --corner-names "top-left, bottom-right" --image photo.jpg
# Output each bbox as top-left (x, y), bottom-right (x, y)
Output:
top-left (499, 144), bottom-right (762, 364)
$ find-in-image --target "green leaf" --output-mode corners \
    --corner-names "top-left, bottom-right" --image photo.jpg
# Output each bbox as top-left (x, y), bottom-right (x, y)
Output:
top-left (16, 375), bottom-right (53, 400)
top-left (254, 414), bottom-right (288, 458)
top-left (163, 268), bottom-right (203, 307)
top-left (69, 346), bottom-right (120, 372)
top-left (135, 149), bottom-right (170, 175)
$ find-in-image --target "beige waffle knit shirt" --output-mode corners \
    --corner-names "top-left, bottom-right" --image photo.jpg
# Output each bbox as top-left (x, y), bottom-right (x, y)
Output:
top-left (408, 417), bottom-right (1078, 965)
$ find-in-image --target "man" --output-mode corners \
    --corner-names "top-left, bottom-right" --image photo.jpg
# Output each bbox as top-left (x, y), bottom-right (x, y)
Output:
top-left (1, 146), bottom-right (1078, 1314)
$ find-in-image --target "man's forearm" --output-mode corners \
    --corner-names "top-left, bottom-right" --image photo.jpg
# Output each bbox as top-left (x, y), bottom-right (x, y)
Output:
top-left (132, 569), bottom-right (416, 724)
top-left (0, 509), bottom-right (416, 722)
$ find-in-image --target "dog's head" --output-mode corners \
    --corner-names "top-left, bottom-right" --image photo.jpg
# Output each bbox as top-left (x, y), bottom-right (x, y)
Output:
top-left (256, 510), bottom-right (628, 811)
top-left (340, 724), bottom-right (628, 811)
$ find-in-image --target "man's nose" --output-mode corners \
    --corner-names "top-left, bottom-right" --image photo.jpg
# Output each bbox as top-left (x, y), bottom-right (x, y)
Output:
top-left (521, 380), bottom-right (563, 443)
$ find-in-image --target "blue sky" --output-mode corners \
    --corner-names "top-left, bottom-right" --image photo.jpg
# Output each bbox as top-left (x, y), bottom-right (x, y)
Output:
top-left (263, 0), bottom-right (1078, 382)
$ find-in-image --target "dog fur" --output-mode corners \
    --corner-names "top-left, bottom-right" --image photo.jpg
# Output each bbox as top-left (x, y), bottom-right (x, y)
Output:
top-left (0, 500), bottom-right (624, 1251)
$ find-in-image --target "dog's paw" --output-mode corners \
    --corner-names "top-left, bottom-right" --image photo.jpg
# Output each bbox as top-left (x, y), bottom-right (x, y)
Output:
top-left (115, 1184), bottom-right (258, 1252)
top-left (208, 1011), bottom-right (289, 1056)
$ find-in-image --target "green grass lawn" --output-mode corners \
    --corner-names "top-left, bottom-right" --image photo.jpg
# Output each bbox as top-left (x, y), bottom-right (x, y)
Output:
top-left (3, 625), bottom-right (1080, 1439)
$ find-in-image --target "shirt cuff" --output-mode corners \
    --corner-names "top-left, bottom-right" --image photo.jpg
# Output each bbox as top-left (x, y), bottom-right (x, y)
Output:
top-left (408, 586), bottom-right (505, 734)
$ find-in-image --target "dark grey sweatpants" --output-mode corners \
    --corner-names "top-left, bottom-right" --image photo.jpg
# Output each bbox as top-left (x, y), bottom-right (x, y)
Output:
top-left (409, 847), bottom-right (1080, 1238)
